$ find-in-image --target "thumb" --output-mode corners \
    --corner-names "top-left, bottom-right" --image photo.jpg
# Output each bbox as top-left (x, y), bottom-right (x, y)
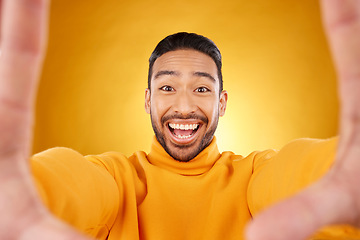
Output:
top-left (20, 214), bottom-right (92, 240)
top-left (245, 175), bottom-right (355, 240)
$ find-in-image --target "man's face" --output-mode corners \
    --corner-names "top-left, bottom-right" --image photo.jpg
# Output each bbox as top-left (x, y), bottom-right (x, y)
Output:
top-left (145, 49), bottom-right (227, 162)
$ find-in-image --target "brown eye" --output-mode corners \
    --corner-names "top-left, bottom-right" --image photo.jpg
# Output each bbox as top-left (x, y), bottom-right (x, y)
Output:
top-left (160, 85), bottom-right (174, 92)
top-left (195, 87), bottom-right (210, 93)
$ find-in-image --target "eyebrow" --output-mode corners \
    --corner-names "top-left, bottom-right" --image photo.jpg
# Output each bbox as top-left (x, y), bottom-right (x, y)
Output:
top-left (193, 71), bottom-right (216, 82)
top-left (154, 70), bottom-right (216, 82)
top-left (154, 70), bottom-right (179, 79)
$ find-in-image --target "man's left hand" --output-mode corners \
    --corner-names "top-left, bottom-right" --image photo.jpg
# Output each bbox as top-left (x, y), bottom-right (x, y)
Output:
top-left (246, 1), bottom-right (360, 239)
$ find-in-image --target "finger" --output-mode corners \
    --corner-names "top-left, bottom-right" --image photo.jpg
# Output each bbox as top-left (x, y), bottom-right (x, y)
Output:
top-left (0, 0), bottom-right (49, 157)
top-left (21, 214), bottom-right (92, 240)
top-left (0, 0), bottom-right (3, 43)
top-left (320, 0), bottom-right (360, 80)
top-left (245, 176), bottom-right (355, 240)
top-left (0, 0), bottom-right (49, 108)
top-left (0, 169), bottom-right (91, 240)
top-left (0, 2), bottom-right (88, 239)
top-left (320, 0), bottom-right (360, 161)
top-left (320, 0), bottom-right (360, 29)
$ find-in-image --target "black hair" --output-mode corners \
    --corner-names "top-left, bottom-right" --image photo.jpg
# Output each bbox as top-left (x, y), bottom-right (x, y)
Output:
top-left (148, 32), bottom-right (223, 92)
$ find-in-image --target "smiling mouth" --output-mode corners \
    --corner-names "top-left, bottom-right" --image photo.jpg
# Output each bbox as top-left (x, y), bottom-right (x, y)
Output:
top-left (168, 123), bottom-right (200, 139)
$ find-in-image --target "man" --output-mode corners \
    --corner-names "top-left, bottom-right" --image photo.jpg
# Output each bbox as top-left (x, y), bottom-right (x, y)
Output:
top-left (1, 0), bottom-right (360, 240)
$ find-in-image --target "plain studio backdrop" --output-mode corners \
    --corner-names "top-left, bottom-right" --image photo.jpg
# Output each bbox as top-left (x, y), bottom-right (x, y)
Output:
top-left (33, 0), bottom-right (338, 156)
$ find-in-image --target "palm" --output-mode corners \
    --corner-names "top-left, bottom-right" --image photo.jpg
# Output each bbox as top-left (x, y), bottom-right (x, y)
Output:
top-left (247, 0), bottom-right (360, 239)
top-left (0, 0), bottom-right (88, 239)
top-left (2, 0), bottom-right (360, 239)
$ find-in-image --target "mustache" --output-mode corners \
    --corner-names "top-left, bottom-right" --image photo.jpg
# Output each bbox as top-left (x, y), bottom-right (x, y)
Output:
top-left (161, 113), bottom-right (208, 126)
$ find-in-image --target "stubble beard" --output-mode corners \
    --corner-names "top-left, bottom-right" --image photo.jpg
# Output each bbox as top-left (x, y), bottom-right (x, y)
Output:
top-left (151, 112), bottom-right (219, 162)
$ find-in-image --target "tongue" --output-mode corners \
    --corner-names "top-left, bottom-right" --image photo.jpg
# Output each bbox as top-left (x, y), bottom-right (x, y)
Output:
top-left (174, 129), bottom-right (193, 136)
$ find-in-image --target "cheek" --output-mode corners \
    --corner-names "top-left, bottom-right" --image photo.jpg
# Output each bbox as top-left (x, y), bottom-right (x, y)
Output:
top-left (198, 98), bottom-right (219, 120)
top-left (151, 96), bottom-right (170, 118)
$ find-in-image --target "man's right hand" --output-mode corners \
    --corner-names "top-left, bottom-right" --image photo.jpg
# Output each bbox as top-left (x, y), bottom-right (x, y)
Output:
top-left (0, 0), bottom-right (89, 239)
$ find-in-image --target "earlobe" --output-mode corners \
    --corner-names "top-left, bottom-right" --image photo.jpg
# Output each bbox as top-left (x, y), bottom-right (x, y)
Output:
top-left (219, 90), bottom-right (228, 117)
top-left (145, 88), bottom-right (151, 114)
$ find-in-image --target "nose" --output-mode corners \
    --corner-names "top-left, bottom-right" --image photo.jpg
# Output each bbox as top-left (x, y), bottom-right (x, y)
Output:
top-left (172, 90), bottom-right (197, 115)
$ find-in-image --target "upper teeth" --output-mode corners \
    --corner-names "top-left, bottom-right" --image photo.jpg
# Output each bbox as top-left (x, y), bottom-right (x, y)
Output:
top-left (169, 123), bottom-right (199, 130)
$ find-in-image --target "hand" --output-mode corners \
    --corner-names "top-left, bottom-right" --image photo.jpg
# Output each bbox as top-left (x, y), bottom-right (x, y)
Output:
top-left (0, 0), bottom-right (89, 239)
top-left (246, 0), bottom-right (360, 239)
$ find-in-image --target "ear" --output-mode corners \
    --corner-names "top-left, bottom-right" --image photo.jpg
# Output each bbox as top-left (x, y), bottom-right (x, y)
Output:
top-left (145, 88), bottom-right (151, 114)
top-left (219, 90), bottom-right (228, 117)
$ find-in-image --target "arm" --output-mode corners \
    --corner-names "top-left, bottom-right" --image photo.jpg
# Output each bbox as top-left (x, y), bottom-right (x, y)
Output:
top-left (0, 0), bottom-right (89, 239)
top-left (246, 1), bottom-right (360, 239)
top-left (32, 147), bottom-right (120, 239)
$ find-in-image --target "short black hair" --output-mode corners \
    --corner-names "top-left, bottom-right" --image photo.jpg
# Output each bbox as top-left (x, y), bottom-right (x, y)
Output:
top-left (148, 32), bottom-right (223, 92)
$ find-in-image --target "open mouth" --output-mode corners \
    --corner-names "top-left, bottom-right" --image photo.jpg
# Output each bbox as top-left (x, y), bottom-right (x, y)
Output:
top-left (168, 123), bottom-right (200, 140)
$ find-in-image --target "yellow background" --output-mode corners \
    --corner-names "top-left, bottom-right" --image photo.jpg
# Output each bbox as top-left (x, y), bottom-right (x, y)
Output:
top-left (33, 0), bottom-right (338, 156)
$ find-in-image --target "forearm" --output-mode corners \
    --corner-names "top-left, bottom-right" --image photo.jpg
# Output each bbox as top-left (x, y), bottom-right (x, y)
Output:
top-left (31, 147), bottom-right (119, 239)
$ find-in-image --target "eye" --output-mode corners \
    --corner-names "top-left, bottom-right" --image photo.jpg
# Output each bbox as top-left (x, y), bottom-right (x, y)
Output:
top-left (160, 85), bottom-right (174, 92)
top-left (195, 87), bottom-right (210, 93)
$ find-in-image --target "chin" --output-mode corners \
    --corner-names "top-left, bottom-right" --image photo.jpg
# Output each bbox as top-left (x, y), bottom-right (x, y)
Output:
top-left (158, 138), bottom-right (198, 162)
top-left (164, 134), bottom-right (214, 162)
top-left (151, 114), bottom-right (218, 162)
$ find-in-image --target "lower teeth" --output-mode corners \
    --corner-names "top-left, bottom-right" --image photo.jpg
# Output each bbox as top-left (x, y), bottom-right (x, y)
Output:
top-left (177, 135), bottom-right (191, 139)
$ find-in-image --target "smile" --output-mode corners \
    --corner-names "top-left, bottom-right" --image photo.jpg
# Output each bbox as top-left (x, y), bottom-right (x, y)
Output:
top-left (167, 122), bottom-right (201, 144)
top-left (169, 123), bottom-right (199, 138)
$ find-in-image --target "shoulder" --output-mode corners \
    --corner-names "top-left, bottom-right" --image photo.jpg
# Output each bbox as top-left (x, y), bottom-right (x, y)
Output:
top-left (248, 137), bottom-right (338, 215)
top-left (32, 147), bottom-right (137, 177)
top-left (85, 150), bottom-right (148, 178)
top-left (252, 137), bottom-right (338, 172)
top-left (31, 147), bottom-right (89, 171)
top-left (276, 137), bottom-right (338, 157)
top-left (32, 147), bottom-right (83, 161)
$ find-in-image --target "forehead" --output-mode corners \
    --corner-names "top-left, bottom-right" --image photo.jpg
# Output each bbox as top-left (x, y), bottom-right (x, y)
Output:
top-left (151, 49), bottom-right (218, 82)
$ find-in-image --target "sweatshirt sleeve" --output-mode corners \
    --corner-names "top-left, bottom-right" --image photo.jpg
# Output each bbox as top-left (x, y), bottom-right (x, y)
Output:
top-left (247, 137), bottom-right (360, 239)
top-left (31, 147), bottom-right (120, 239)
top-left (248, 137), bottom-right (337, 214)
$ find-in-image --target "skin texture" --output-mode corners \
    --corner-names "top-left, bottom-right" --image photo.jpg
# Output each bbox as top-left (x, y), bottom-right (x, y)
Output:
top-left (0, 0), bottom-right (360, 239)
top-left (0, 0), bottom-right (89, 239)
top-left (145, 49), bottom-right (228, 162)
top-left (246, 0), bottom-right (360, 239)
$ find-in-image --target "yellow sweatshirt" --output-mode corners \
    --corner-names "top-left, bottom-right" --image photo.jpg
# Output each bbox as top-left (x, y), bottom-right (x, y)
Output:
top-left (31, 137), bottom-right (360, 239)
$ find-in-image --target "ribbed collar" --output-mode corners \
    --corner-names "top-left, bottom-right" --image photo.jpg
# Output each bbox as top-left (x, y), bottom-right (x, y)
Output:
top-left (147, 136), bottom-right (220, 176)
